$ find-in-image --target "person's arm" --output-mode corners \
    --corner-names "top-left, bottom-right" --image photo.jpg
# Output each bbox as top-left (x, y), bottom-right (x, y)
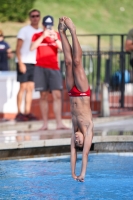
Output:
top-left (16, 39), bottom-right (26, 74)
top-left (77, 123), bottom-right (93, 182)
top-left (71, 133), bottom-right (77, 180)
top-left (30, 30), bottom-right (50, 51)
top-left (50, 30), bottom-right (62, 51)
top-left (5, 42), bottom-right (13, 59)
top-left (54, 33), bottom-right (62, 51)
top-left (55, 39), bottom-right (62, 51)
top-left (7, 48), bottom-right (13, 58)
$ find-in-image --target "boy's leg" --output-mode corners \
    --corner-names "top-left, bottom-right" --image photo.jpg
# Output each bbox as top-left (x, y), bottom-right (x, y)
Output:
top-left (64, 17), bottom-right (89, 92)
top-left (58, 18), bottom-right (74, 91)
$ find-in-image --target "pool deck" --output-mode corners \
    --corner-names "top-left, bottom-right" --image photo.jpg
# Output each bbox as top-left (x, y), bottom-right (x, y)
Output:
top-left (0, 115), bottom-right (133, 160)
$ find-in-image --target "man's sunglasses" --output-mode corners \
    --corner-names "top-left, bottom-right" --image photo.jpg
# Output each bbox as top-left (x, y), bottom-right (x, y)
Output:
top-left (30, 15), bottom-right (40, 18)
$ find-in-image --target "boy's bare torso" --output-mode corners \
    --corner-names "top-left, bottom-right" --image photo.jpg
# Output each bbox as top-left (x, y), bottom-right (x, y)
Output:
top-left (70, 96), bottom-right (92, 135)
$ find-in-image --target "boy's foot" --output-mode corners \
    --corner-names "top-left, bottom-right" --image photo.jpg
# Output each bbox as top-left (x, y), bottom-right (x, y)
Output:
top-left (58, 18), bottom-right (67, 33)
top-left (63, 16), bottom-right (76, 32)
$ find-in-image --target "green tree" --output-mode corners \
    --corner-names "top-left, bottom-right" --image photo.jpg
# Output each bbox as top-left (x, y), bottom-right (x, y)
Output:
top-left (0, 0), bottom-right (36, 22)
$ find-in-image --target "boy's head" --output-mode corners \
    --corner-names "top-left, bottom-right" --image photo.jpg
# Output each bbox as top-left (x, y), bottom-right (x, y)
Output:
top-left (74, 131), bottom-right (84, 149)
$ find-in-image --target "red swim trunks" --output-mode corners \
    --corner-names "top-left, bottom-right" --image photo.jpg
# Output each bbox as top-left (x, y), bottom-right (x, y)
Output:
top-left (68, 85), bottom-right (91, 97)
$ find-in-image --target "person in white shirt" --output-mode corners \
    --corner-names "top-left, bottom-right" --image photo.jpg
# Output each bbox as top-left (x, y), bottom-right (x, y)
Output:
top-left (15, 9), bottom-right (42, 121)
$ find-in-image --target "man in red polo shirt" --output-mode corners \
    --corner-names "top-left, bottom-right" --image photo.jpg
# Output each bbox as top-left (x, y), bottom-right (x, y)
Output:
top-left (30, 15), bottom-right (68, 130)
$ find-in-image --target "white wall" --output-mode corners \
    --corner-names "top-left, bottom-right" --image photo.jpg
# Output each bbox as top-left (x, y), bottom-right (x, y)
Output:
top-left (0, 71), bottom-right (40, 114)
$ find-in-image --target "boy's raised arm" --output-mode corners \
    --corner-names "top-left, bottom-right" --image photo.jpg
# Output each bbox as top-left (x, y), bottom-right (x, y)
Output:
top-left (71, 133), bottom-right (77, 180)
top-left (77, 125), bottom-right (93, 182)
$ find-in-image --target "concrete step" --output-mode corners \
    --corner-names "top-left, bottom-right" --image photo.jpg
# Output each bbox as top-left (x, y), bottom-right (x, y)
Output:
top-left (0, 115), bottom-right (133, 132)
top-left (0, 128), bottom-right (133, 160)
top-left (0, 119), bottom-right (72, 131)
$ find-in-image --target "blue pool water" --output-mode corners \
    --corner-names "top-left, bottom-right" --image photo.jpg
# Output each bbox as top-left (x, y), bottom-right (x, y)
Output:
top-left (0, 153), bottom-right (133, 200)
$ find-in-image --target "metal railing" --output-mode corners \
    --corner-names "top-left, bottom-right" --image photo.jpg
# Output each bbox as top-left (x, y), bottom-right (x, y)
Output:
top-left (60, 51), bottom-right (133, 111)
top-left (1, 33), bottom-right (133, 112)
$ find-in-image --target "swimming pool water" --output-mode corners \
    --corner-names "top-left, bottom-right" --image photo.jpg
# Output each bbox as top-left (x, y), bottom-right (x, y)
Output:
top-left (0, 153), bottom-right (133, 200)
